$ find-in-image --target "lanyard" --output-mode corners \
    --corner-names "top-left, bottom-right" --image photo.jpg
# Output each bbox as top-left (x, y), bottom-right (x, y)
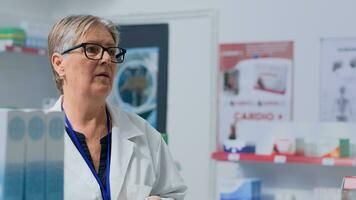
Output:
top-left (62, 104), bottom-right (112, 200)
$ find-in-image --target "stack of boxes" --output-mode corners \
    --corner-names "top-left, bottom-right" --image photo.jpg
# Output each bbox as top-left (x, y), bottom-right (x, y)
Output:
top-left (0, 21), bottom-right (50, 50)
top-left (19, 22), bottom-right (49, 49)
top-left (0, 110), bottom-right (26, 199)
top-left (45, 112), bottom-right (64, 200)
top-left (25, 110), bottom-right (46, 200)
top-left (0, 28), bottom-right (26, 48)
top-left (0, 109), bottom-right (64, 199)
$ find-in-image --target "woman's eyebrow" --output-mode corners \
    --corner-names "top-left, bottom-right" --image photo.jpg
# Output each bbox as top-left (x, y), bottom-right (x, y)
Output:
top-left (85, 40), bottom-right (116, 46)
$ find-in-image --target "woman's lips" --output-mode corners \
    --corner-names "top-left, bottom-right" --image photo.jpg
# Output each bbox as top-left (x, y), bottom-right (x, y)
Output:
top-left (96, 72), bottom-right (110, 78)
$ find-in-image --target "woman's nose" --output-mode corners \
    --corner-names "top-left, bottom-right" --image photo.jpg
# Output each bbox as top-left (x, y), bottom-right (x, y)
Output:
top-left (101, 50), bottom-right (112, 64)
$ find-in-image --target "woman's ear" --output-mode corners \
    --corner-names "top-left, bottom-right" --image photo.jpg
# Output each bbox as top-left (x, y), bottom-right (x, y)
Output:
top-left (51, 53), bottom-right (65, 76)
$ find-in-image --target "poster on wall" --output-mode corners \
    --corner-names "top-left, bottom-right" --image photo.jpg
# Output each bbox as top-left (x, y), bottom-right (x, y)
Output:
top-left (108, 24), bottom-right (168, 133)
top-left (218, 41), bottom-right (293, 150)
top-left (111, 47), bottom-right (159, 126)
top-left (320, 38), bottom-right (356, 122)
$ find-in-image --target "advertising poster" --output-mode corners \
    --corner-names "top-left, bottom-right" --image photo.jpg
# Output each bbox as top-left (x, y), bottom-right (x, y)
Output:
top-left (109, 47), bottom-right (159, 127)
top-left (218, 42), bottom-right (293, 150)
top-left (108, 24), bottom-right (168, 132)
top-left (320, 38), bottom-right (356, 122)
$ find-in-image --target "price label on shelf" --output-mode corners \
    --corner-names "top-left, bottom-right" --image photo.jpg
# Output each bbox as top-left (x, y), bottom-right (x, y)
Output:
top-left (351, 160), bottom-right (356, 166)
top-left (13, 46), bottom-right (22, 53)
top-left (274, 155), bottom-right (287, 164)
top-left (322, 158), bottom-right (335, 166)
top-left (38, 49), bottom-right (46, 55)
top-left (227, 153), bottom-right (240, 161)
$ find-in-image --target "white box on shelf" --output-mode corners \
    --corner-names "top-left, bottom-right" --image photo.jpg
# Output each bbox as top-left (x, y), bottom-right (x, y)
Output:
top-left (314, 187), bottom-right (341, 200)
top-left (0, 40), bottom-right (23, 48)
top-left (45, 111), bottom-right (64, 200)
top-left (20, 21), bottom-right (50, 49)
top-left (0, 109), bottom-right (26, 199)
top-left (25, 110), bottom-right (46, 200)
top-left (219, 178), bottom-right (261, 200)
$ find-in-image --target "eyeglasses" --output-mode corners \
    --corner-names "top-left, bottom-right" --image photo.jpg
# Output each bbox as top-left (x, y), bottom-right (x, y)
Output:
top-left (61, 43), bottom-right (126, 63)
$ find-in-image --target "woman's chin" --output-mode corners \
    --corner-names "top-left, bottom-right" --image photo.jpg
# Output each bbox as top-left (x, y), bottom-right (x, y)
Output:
top-left (91, 85), bottom-right (112, 97)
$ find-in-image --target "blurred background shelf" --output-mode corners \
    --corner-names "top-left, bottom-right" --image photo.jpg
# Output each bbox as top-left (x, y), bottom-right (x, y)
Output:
top-left (212, 151), bottom-right (356, 167)
top-left (0, 44), bottom-right (57, 109)
top-left (0, 45), bottom-right (46, 55)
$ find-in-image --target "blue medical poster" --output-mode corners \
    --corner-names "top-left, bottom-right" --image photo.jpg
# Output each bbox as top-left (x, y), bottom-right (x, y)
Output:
top-left (110, 47), bottom-right (159, 127)
top-left (108, 24), bottom-right (168, 132)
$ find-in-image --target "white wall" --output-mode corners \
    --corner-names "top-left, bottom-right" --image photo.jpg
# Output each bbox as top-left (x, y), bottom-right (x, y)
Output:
top-left (165, 15), bottom-right (216, 200)
top-left (50, 0), bottom-right (217, 20)
top-left (0, 0), bottom-right (51, 26)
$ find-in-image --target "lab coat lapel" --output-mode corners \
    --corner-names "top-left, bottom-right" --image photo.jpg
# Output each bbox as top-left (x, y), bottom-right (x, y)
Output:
top-left (109, 127), bottom-right (134, 199)
top-left (64, 131), bottom-right (101, 195)
top-left (108, 104), bottom-right (143, 200)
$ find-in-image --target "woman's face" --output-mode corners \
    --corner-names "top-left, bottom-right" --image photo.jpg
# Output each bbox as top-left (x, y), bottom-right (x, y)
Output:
top-left (61, 23), bottom-right (118, 99)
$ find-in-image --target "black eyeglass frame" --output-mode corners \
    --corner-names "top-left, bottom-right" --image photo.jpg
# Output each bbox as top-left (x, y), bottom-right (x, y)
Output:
top-left (61, 42), bottom-right (127, 63)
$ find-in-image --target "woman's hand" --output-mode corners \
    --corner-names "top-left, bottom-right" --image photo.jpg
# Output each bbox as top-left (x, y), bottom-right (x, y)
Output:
top-left (147, 196), bottom-right (161, 200)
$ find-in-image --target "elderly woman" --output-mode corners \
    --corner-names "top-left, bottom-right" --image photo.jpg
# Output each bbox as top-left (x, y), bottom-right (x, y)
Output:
top-left (48, 15), bottom-right (187, 200)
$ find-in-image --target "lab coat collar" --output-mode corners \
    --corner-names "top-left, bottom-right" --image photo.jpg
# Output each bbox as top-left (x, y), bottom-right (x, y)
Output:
top-left (106, 103), bottom-right (140, 199)
top-left (106, 103), bottom-right (144, 140)
top-left (50, 96), bottom-right (143, 199)
top-left (50, 96), bottom-right (143, 140)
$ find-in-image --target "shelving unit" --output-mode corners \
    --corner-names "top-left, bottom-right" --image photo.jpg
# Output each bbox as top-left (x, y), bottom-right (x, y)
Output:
top-left (0, 45), bottom-right (57, 109)
top-left (213, 122), bottom-right (356, 199)
top-left (212, 151), bottom-right (356, 166)
top-left (1, 45), bottom-right (47, 55)
top-left (213, 151), bottom-right (356, 199)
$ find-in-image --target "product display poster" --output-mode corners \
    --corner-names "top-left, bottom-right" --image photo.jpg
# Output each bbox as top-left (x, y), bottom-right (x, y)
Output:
top-left (320, 38), bottom-right (356, 122)
top-left (218, 42), bottom-right (293, 149)
top-left (108, 24), bottom-right (168, 133)
top-left (110, 47), bottom-right (159, 127)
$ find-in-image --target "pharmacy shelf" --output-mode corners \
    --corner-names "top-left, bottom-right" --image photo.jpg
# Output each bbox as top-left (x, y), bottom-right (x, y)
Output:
top-left (212, 151), bottom-right (356, 167)
top-left (1, 45), bottom-right (46, 56)
top-left (0, 44), bottom-right (55, 108)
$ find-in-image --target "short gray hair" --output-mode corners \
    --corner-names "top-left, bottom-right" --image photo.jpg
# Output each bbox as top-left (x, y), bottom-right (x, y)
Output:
top-left (48, 14), bottom-right (119, 94)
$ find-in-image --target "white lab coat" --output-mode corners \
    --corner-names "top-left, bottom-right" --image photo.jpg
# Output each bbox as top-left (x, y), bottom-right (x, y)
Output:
top-left (50, 97), bottom-right (187, 200)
